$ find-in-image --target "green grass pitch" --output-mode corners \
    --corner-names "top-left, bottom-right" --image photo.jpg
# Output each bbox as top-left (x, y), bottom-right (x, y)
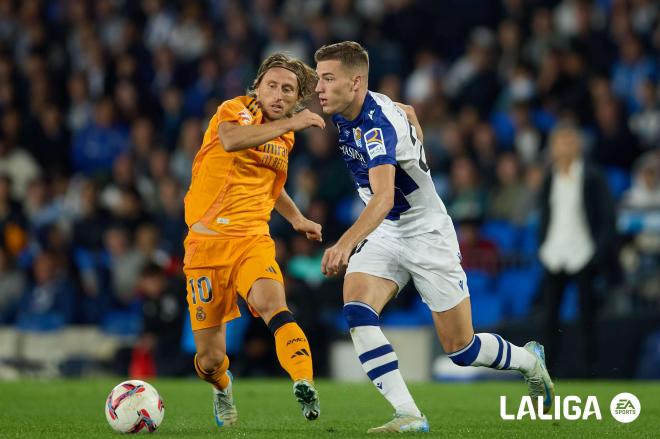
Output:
top-left (0, 379), bottom-right (657, 438)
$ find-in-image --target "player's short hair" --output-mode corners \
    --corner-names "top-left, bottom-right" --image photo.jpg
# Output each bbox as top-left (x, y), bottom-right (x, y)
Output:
top-left (248, 53), bottom-right (318, 112)
top-left (314, 41), bottom-right (369, 74)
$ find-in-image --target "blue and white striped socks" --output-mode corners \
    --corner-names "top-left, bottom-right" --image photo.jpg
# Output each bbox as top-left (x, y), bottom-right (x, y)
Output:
top-left (343, 301), bottom-right (421, 417)
top-left (448, 333), bottom-right (536, 374)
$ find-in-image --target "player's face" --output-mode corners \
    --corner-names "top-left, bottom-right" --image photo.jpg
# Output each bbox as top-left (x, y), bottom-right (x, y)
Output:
top-left (255, 67), bottom-right (299, 121)
top-left (315, 60), bottom-right (356, 115)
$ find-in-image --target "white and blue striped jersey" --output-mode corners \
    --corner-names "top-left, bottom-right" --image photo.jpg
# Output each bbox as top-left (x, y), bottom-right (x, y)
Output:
top-left (332, 91), bottom-right (449, 237)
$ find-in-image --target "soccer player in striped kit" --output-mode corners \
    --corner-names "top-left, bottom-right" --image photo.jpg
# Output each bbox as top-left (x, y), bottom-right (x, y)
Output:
top-left (314, 42), bottom-right (555, 433)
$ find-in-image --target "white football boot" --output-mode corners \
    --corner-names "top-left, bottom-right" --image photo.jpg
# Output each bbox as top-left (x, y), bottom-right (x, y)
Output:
top-left (213, 371), bottom-right (238, 427)
top-left (293, 379), bottom-right (320, 420)
top-left (523, 341), bottom-right (555, 414)
top-left (367, 413), bottom-right (429, 433)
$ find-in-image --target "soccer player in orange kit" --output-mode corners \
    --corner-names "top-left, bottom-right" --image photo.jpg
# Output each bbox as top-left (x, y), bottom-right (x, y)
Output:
top-left (183, 54), bottom-right (325, 427)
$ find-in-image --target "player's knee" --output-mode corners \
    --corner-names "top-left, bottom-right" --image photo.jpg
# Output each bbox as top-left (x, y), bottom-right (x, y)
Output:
top-left (343, 301), bottom-right (379, 328)
top-left (249, 282), bottom-right (286, 323)
top-left (196, 348), bottom-right (226, 372)
top-left (257, 301), bottom-right (288, 325)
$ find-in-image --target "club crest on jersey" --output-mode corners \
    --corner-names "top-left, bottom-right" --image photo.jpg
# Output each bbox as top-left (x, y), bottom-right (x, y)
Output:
top-left (353, 127), bottom-right (363, 148)
top-left (364, 127), bottom-right (386, 159)
top-left (238, 109), bottom-right (253, 125)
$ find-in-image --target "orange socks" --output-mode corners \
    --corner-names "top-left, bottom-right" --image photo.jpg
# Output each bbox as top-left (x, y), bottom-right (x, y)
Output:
top-left (194, 354), bottom-right (230, 391)
top-left (268, 309), bottom-right (313, 382)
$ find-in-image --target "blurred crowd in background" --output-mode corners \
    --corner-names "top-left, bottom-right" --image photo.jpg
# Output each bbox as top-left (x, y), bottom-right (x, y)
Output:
top-left (0, 0), bottom-right (658, 377)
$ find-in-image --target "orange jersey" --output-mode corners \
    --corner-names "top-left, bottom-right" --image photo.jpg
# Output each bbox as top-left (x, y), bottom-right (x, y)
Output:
top-left (184, 96), bottom-right (294, 236)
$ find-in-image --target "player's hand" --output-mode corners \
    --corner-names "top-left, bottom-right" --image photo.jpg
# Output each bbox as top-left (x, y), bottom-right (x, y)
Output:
top-left (321, 241), bottom-right (352, 276)
top-left (293, 217), bottom-right (323, 242)
top-left (289, 109), bottom-right (326, 132)
top-left (395, 102), bottom-right (424, 144)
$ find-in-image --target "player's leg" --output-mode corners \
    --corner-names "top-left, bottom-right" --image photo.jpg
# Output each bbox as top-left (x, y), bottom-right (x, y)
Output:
top-left (405, 230), bottom-right (554, 413)
top-left (342, 233), bottom-right (429, 433)
top-left (246, 278), bottom-right (320, 420)
top-left (193, 324), bottom-right (229, 388)
top-left (192, 324), bottom-right (238, 426)
top-left (247, 278), bottom-right (314, 382)
top-left (344, 273), bottom-right (421, 415)
top-left (431, 298), bottom-right (537, 374)
top-left (184, 235), bottom-right (241, 427)
top-left (430, 299), bottom-right (554, 412)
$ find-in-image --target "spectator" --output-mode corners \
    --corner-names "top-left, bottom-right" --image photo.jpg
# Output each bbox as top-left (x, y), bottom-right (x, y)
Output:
top-left (26, 104), bottom-right (71, 176)
top-left (0, 110), bottom-right (41, 199)
top-left (155, 177), bottom-right (186, 257)
top-left (142, 0), bottom-right (175, 51)
top-left (457, 218), bottom-right (500, 275)
top-left (170, 118), bottom-right (201, 188)
top-left (611, 33), bottom-right (657, 113)
top-left (71, 97), bottom-right (129, 178)
top-left (628, 80), bottom-right (660, 149)
top-left (448, 156), bottom-right (487, 222)
top-left (487, 152), bottom-right (528, 225)
top-left (591, 96), bottom-right (642, 170)
top-left (621, 151), bottom-right (660, 210)
top-left (524, 8), bottom-right (557, 68)
top-left (103, 225), bottom-right (143, 306)
top-left (16, 251), bottom-right (75, 330)
top-left (0, 247), bottom-right (25, 323)
top-left (538, 124), bottom-right (617, 376)
top-left (66, 73), bottom-right (94, 133)
top-left (134, 263), bottom-right (190, 376)
top-left (0, 174), bottom-right (27, 256)
top-left (167, 1), bottom-right (208, 61)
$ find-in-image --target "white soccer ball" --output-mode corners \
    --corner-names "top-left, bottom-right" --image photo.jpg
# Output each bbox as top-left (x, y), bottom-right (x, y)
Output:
top-left (105, 380), bottom-right (165, 433)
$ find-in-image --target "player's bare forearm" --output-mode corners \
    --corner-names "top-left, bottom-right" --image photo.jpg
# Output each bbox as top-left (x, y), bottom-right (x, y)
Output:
top-left (218, 119), bottom-right (292, 152)
top-left (275, 189), bottom-right (323, 241)
top-left (337, 165), bottom-right (395, 249)
top-left (322, 165), bottom-right (393, 276)
top-left (337, 194), bottom-right (392, 249)
top-left (274, 188), bottom-right (304, 226)
top-left (219, 109), bottom-right (325, 152)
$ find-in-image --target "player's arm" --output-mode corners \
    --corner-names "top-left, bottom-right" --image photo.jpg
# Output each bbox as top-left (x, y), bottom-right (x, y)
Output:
top-left (321, 164), bottom-right (395, 276)
top-left (218, 109), bottom-right (325, 152)
top-left (275, 188), bottom-right (322, 241)
top-left (395, 102), bottom-right (424, 144)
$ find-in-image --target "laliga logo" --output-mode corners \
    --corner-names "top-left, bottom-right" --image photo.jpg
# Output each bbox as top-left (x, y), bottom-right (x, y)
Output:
top-left (500, 392), bottom-right (641, 423)
top-left (500, 396), bottom-right (602, 421)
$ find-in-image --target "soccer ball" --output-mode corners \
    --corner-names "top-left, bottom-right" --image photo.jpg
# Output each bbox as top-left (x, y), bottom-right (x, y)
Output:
top-left (105, 380), bottom-right (165, 433)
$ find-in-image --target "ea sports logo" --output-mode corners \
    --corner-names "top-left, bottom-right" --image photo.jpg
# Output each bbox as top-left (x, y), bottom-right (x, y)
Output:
top-left (610, 392), bottom-right (640, 423)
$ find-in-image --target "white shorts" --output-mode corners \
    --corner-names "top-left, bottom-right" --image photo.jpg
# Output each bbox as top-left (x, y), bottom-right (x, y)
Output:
top-left (345, 227), bottom-right (470, 312)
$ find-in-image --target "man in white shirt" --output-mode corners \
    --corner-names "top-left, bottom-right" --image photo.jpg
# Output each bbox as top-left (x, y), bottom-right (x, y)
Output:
top-left (538, 123), bottom-right (616, 376)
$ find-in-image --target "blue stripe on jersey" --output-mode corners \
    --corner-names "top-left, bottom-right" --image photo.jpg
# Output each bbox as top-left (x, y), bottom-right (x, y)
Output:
top-left (385, 166), bottom-right (419, 220)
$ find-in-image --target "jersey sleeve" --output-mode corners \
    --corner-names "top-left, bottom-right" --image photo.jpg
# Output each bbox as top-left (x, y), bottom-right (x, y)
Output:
top-left (364, 114), bottom-right (397, 169)
top-left (217, 98), bottom-right (257, 127)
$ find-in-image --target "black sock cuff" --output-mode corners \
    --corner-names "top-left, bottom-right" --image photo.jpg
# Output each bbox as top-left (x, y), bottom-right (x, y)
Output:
top-left (267, 310), bottom-right (296, 334)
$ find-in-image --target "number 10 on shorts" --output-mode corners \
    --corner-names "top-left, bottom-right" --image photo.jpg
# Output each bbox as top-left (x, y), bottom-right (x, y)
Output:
top-left (188, 276), bottom-right (213, 304)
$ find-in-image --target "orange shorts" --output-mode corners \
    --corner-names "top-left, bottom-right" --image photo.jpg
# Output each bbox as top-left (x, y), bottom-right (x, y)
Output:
top-left (183, 231), bottom-right (284, 331)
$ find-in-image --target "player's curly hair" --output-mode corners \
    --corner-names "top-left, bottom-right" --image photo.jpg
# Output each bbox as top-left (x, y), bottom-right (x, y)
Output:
top-left (248, 53), bottom-right (318, 113)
